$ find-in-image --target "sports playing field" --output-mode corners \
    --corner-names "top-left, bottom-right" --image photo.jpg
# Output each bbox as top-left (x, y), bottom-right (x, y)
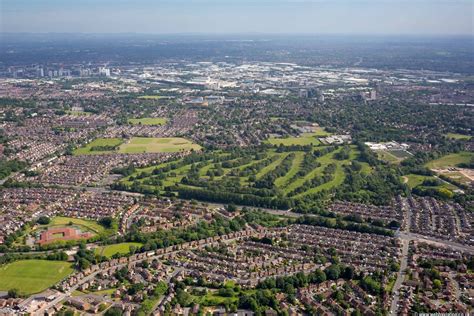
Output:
top-left (128, 117), bottom-right (167, 125)
top-left (138, 95), bottom-right (165, 99)
top-left (74, 137), bottom-right (201, 155)
top-left (47, 216), bottom-right (104, 233)
top-left (266, 128), bottom-right (330, 146)
top-left (119, 137), bottom-right (202, 153)
top-left (95, 242), bottom-right (143, 258)
top-left (73, 138), bottom-right (123, 155)
top-left (0, 260), bottom-right (73, 294)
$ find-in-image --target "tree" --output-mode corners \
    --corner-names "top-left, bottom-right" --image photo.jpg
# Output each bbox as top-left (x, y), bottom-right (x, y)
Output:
top-left (8, 288), bottom-right (19, 298)
top-left (226, 203), bottom-right (238, 212)
top-left (390, 262), bottom-right (400, 272)
top-left (176, 289), bottom-right (193, 307)
top-left (325, 264), bottom-right (341, 280)
top-left (37, 216), bottom-right (51, 225)
top-left (342, 266), bottom-right (355, 279)
top-left (98, 217), bottom-right (113, 228)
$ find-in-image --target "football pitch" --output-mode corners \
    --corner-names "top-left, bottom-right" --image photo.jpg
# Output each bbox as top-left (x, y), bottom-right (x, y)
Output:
top-left (0, 260), bottom-right (73, 295)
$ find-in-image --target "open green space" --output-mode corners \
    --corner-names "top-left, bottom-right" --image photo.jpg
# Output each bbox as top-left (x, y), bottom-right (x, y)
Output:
top-left (425, 152), bottom-right (473, 170)
top-left (73, 138), bottom-right (124, 155)
top-left (266, 129), bottom-right (329, 146)
top-left (446, 133), bottom-right (472, 140)
top-left (0, 260), bottom-right (73, 295)
top-left (66, 110), bottom-right (92, 116)
top-left (47, 216), bottom-right (106, 234)
top-left (74, 137), bottom-right (201, 155)
top-left (404, 174), bottom-right (433, 189)
top-left (189, 287), bottom-right (256, 307)
top-left (118, 144), bottom-right (371, 209)
top-left (119, 137), bottom-right (201, 153)
top-left (73, 288), bottom-right (116, 296)
top-left (193, 291), bottom-right (239, 306)
top-left (375, 150), bottom-right (402, 164)
top-left (128, 117), bottom-right (167, 126)
top-left (423, 152), bottom-right (473, 186)
top-left (403, 174), bottom-right (458, 190)
top-left (375, 149), bottom-right (412, 164)
top-left (95, 242), bottom-right (143, 258)
top-left (138, 95), bottom-right (165, 99)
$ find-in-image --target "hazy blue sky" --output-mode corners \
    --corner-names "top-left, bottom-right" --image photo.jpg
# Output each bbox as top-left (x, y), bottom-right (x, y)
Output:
top-left (1, 0), bottom-right (473, 35)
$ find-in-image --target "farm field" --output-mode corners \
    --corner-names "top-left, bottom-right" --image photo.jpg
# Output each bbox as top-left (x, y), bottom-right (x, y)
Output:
top-left (0, 260), bottom-right (73, 295)
top-left (95, 242), bottom-right (143, 258)
top-left (119, 137), bottom-right (201, 153)
top-left (119, 144), bottom-right (371, 208)
top-left (74, 137), bottom-right (201, 155)
top-left (73, 138), bottom-right (123, 155)
top-left (128, 117), bottom-right (167, 125)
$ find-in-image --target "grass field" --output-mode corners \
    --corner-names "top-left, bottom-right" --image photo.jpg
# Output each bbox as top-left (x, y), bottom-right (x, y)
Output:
top-left (446, 133), bottom-right (472, 140)
top-left (404, 174), bottom-right (458, 190)
top-left (138, 95), bottom-right (165, 99)
top-left (375, 149), bottom-right (412, 164)
top-left (375, 150), bottom-right (400, 164)
top-left (0, 260), bottom-right (73, 294)
top-left (425, 152), bottom-right (473, 170)
top-left (73, 288), bottom-right (116, 296)
top-left (95, 242), bottom-right (143, 258)
top-left (128, 117), bottom-right (167, 126)
top-left (404, 174), bottom-right (432, 188)
top-left (73, 138), bottom-right (123, 155)
top-left (119, 137), bottom-right (201, 153)
top-left (74, 137), bottom-right (201, 155)
top-left (46, 216), bottom-right (106, 234)
top-left (424, 152), bottom-right (473, 186)
top-left (66, 110), bottom-right (92, 116)
top-left (266, 129), bottom-right (329, 146)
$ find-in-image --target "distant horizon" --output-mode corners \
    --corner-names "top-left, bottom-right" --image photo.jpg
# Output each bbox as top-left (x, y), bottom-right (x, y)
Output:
top-left (2, 32), bottom-right (473, 38)
top-left (2, 0), bottom-right (472, 35)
